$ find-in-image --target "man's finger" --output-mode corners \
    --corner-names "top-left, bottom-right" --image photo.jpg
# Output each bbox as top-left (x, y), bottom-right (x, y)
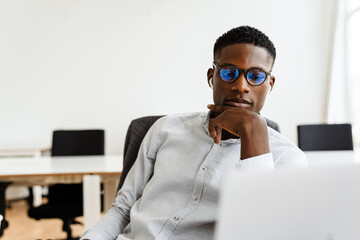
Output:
top-left (214, 126), bottom-right (222, 144)
top-left (208, 121), bottom-right (219, 138)
top-left (209, 126), bottom-right (222, 144)
top-left (209, 126), bottom-right (217, 139)
top-left (209, 119), bottom-right (223, 144)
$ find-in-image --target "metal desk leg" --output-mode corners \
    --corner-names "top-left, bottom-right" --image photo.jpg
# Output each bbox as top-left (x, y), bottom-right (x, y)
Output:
top-left (83, 175), bottom-right (101, 231)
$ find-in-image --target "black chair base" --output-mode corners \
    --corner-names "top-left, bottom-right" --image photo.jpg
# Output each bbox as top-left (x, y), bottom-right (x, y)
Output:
top-left (28, 202), bottom-right (83, 240)
top-left (62, 217), bottom-right (82, 240)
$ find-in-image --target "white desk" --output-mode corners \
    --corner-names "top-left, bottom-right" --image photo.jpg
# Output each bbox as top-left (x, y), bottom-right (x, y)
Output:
top-left (305, 149), bottom-right (360, 166)
top-left (0, 146), bottom-right (51, 206)
top-left (0, 155), bottom-right (123, 230)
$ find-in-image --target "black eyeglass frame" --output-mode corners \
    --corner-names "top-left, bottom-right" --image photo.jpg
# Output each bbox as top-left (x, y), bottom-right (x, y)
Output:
top-left (212, 62), bottom-right (272, 86)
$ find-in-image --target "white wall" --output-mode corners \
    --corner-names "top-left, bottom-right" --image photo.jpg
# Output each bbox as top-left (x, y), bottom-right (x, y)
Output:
top-left (0, 0), bottom-right (336, 154)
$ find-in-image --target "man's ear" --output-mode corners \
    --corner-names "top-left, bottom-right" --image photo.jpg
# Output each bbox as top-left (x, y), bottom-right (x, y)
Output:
top-left (269, 75), bottom-right (275, 93)
top-left (207, 68), bottom-right (214, 88)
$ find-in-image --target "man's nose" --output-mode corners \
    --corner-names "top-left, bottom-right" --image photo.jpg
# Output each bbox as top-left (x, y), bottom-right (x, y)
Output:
top-left (230, 73), bottom-right (250, 93)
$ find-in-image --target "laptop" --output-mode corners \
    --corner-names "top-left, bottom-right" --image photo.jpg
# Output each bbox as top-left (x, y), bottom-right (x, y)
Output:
top-left (215, 165), bottom-right (360, 240)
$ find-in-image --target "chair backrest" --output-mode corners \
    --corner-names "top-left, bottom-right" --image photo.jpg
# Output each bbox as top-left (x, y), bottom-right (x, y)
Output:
top-left (117, 115), bottom-right (280, 191)
top-left (297, 124), bottom-right (353, 151)
top-left (51, 129), bottom-right (105, 156)
top-left (118, 116), bottom-right (164, 191)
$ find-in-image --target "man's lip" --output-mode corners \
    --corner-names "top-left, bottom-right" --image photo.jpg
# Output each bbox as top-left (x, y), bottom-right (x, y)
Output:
top-left (224, 98), bottom-right (252, 108)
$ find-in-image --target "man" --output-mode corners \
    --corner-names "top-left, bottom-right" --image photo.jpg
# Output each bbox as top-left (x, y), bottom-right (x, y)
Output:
top-left (81, 26), bottom-right (307, 240)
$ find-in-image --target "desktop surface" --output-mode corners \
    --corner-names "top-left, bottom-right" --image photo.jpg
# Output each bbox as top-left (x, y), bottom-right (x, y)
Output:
top-left (0, 155), bottom-right (122, 177)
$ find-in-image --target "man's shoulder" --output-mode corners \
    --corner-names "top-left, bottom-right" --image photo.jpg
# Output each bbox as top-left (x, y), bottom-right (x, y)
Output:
top-left (267, 127), bottom-right (307, 166)
top-left (267, 127), bottom-right (298, 148)
top-left (267, 127), bottom-right (305, 157)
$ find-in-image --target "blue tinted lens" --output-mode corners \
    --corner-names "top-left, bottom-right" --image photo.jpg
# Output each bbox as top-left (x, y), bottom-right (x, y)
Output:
top-left (247, 69), bottom-right (266, 85)
top-left (220, 66), bottom-right (239, 82)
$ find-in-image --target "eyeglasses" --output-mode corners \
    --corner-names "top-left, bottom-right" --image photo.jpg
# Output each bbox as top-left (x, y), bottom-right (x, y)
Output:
top-left (213, 62), bottom-right (272, 86)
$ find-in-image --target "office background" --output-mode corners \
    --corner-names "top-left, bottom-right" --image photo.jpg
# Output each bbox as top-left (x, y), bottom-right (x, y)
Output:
top-left (0, 0), bottom-right (336, 154)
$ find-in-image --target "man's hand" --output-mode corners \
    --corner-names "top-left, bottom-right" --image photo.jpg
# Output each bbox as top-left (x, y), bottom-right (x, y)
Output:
top-left (207, 104), bottom-right (270, 159)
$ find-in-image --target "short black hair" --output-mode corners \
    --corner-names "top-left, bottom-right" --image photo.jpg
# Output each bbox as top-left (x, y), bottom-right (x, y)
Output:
top-left (214, 26), bottom-right (276, 65)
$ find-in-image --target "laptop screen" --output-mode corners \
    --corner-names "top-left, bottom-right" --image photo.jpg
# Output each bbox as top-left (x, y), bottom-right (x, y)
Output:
top-left (215, 165), bottom-right (360, 240)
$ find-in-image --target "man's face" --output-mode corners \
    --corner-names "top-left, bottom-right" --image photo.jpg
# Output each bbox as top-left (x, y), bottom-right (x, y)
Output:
top-left (207, 43), bottom-right (275, 113)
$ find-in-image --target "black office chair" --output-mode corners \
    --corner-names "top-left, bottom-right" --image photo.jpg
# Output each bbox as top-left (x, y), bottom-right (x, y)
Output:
top-left (0, 182), bottom-right (11, 237)
top-left (297, 124), bottom-right (353, 151)
top-left (28, 129), bottom-right (105, 240)
top-left (117, 115), bottom-right (280, 191)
